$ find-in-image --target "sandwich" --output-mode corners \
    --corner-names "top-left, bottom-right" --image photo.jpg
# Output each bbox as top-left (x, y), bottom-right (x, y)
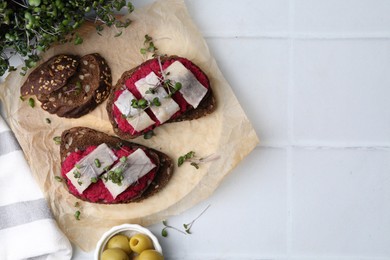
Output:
top-left (60, 127), bottom-right (173, 203)
top-left (106, 55), bottom-right (216, 139)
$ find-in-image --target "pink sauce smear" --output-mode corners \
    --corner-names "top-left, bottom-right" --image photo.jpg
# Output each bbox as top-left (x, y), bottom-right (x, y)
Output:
top-left (112, 57), bottom-right (210, 135)
top-left (61, 146), bottom-right (157, 203)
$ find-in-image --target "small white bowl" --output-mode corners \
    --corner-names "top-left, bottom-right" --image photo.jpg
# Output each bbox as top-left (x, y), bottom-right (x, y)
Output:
top-left (94, 224), bottom-right (162, 260)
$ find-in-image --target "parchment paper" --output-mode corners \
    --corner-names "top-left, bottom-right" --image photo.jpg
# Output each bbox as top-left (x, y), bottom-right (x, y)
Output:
top-left (0, 0), bottom-right (259, 251)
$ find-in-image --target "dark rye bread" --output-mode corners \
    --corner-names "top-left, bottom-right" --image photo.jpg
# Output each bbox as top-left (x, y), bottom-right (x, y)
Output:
top-left (60, 127), bottom-right (174, 203)
top-left (106, 55), bottom-right (216, 139)
top-left (37, 53), bottom-right (112, 118)
top-left (20, 54), bottom-right (79, 96)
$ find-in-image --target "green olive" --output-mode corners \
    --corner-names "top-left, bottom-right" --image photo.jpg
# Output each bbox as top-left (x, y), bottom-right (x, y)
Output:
top-left (138, 250), bottom-right (164, 260)
top-left (107, 234), bottom-right (132, 254)
top-left (129, 233), bottom-right (154, 254)
top-left (101, 248), bottom-right (129, 260)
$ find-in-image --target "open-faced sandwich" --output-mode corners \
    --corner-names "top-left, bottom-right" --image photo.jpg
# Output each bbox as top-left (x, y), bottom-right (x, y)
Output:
top-left (20, 53), bottom-right (112, 118)
top-left (106, 55), bottom-right (216, 139)
top-left (60, 127), bottom-right (173, 204)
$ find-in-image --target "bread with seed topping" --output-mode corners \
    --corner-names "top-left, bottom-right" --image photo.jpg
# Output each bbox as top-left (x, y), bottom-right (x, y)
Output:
top-left (37, 53), bottom-right (112, 118)
top-left (20, 53), bottom-right (112, 118)
top-left (20, 54), bottom-right (79, 96)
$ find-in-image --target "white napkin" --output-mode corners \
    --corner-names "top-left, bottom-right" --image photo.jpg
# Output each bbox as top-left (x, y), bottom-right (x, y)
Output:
top-left (0, 116), bottom-right (72, 260)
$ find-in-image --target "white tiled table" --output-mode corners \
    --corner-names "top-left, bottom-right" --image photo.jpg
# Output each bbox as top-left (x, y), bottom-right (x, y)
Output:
top-left (74, 0), bottom-right (389, 259)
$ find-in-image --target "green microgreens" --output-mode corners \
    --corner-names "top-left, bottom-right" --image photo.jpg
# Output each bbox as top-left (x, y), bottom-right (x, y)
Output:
top-left (20, 96), bottom-right (25, 102)
top-left (140, 34), bottom-right (158, 57)
top-left (73, 170), bottom-right (81, 179)
top-left (161, 204), bottom-right (211, 237)
top-left (94, 158), bottom-right (101, 168)
top-left (143, 130), bottom-right (155, 140)
top-left (0, 0), bottom-right (135, 77)
top-left (74, 210), bottom-right (81, 220)
top-left (178, 151), bottom-right (220, 169)
top-left (164, 79), bottom-right (182, 97)
top-left (53, 136), bottom-right (61, 145)
top-left (28, 97), bottom-right (35, 108)
top-left (90, 177), bottom-right (98, 183)
top-left (54, 176), bottom-right (63, 182)
top-left (178, 151), bottom-right (196, 167)
top-left (120, 156), bottom-right (127, 163)
top-left (128, 97), bottom-right (162, 116)
top-left (107, 168), bottom-right (124, 186)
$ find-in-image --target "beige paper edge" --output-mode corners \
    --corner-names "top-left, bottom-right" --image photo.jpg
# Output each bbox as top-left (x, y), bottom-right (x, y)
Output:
top-left (0, 0), bottom-right (259, 251)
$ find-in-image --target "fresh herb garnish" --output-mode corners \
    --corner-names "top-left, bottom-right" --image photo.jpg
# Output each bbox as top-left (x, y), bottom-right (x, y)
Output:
top-left (143, 130), bottom-right (155, 140)
top-left (178, 151), bottom-right (196, 167)
top-left (53, 136), bottom-right (61, 145)
top-left (73, 170), bottom-right (81, 179)
top-left (120, 156), bottom-right (127, 163)
top-left (140, 34), bottom-right (158, 57)
top-left (161, 205), bottom-right (211, 237)
top-left (0, 0), bottom-right (135, 77)
top-left (90, 177), bottom-right (98, 183)
top-left (178, 151), bottom-right (220, 169)
top-left (54, 176), bottom-right (63, 182)
top-left (28, 98), bottom-right (35, 108)
top-left (94, 158), bottom-right (101, 168)
top-left (107, 168), bottom-right (124, 186)
top-left (74, 210), bottom-right (81, 220)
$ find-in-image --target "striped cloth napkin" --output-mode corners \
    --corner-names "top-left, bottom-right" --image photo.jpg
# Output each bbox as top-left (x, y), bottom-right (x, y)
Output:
top-left (0, 116), bottom-right (72, 260)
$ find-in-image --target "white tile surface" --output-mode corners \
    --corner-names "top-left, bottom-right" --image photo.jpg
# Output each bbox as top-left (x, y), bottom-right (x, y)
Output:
top-left (148, 147), bottom-right (288, 259)
top-left (291, 148), bottom-right (390, 257)
top-left (293, 39), bottom-right (390, 146)
top-left (207, 38), bottom-right (290, 146)
top-left (294, 0), bottom-right (390, 34)
top-left (185, 0), bottom-right (290, 37)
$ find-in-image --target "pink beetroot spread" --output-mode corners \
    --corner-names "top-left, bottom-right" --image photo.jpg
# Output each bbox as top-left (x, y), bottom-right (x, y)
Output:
top-left (61, 145), bottom-right (157, 203)
top-left (113, 57), bottom-right (210, 135)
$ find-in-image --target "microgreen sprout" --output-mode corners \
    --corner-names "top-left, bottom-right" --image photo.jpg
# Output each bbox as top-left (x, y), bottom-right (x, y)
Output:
top-left (143, 130), bottom-right (155, 140)
top-left (140, 34), bottom-right (158, 57)
top-left (74, 210), bottom-right (81, 220)
top-left (94, 158), bottom-right (101, 168)
top-left (28, 98), bottom-right (35, 108)
top-left (161, 204), bottom-right (211, 237)
top-left (120, 156), bottom-right (127, 163)
top-left (54, 176), bottom-right (63, 182)
top-left (107, 168), bottom-right (124, 186)
top-left (53, 136), bottom-right (61, 145)
top-left (178, 151), bottom-right (220, 169)
top-left (91, 177), bottom-right (98, 183)
top-left (0, 0), bottom-right (135, 77)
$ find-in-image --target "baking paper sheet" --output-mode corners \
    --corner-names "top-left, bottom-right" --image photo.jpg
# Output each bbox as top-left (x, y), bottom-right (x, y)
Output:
top-left (0, 0), bottom-right (259, 251)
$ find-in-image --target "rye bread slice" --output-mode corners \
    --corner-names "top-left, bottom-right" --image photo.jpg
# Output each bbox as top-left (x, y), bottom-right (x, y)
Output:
top-left (20, 54), bottom-right (79, 96)
top-left (60, 127), bottom-right (174, 204)
top-left (106, 55), bottom-right (216, 139)
top-left (37, 53), bottom-right (112, 118)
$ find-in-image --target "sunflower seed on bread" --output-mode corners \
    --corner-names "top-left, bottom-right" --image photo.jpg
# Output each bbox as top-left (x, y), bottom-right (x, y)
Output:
top-left (20, 54), bottom-right (79, 96)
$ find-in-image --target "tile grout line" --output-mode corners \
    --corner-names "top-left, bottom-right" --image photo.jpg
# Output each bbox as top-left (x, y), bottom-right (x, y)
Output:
top-left (286, 0), bottom-right (295, 258)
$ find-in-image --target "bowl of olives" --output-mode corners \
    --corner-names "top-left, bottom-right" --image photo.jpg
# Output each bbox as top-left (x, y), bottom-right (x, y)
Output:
top-left (95, 224), bottom-right (163, 260)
